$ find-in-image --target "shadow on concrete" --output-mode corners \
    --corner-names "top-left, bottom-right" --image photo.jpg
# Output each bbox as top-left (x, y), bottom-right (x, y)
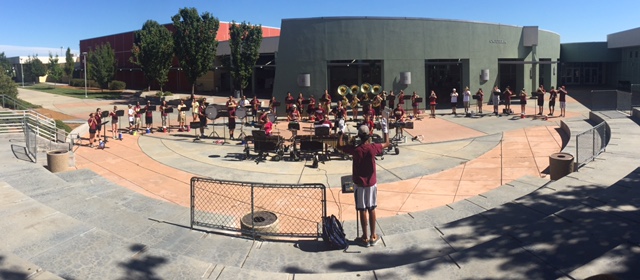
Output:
top-left (10, 144), bottom-right (34, 163)
top-left (283, 167), bottom-right (640, 278)
top-left (0, 256), bottom-right (29, 280)
top-left (117, 244), bottom-right (167, 280)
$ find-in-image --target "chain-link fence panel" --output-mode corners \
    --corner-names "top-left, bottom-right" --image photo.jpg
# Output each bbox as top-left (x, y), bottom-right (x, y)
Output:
top-left (191, 177), bottom-right (326, 239)
top-left (575, 122), bottom-right (608, 170)
top-left (616, 90), bottom-right (632, 115)
top-left (24, 118), bottom-right (37, 162)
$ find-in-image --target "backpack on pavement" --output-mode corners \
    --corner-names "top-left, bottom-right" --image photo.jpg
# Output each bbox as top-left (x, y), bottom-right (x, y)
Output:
top-left (321, 215), bottom-right (349, 250)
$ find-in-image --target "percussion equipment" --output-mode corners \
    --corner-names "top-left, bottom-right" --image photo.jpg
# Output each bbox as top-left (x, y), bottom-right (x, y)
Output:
top-left (267, 113), bottom-right (277, 123)
top-left (236, 107), bottom-right (248, 119)
top-left (288, 121), bottom-right (300, 131)
top-left (205, 104), bottom-right (229, 120)
top-left (389, 121), bottom-right (414, 129)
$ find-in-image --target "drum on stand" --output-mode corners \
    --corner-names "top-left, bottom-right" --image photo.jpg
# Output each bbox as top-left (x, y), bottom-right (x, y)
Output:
top-left (236, 107), bottom-right (247, 120)
top-left (205, 105), bottom-right (218, 120)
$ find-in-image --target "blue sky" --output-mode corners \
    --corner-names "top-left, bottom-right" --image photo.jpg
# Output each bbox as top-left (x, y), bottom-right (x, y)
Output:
top-left (2, 0), bottom-right (639, 57)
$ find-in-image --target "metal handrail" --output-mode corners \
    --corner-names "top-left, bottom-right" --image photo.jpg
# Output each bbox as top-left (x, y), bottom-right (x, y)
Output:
top-left (0, 94), bottom-right (67, 143)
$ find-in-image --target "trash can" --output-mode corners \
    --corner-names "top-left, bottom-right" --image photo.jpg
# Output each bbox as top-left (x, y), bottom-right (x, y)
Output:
top-left (549, 152), bottom-right (574, 180)
top-left (47, 150), bottom-right (69, 173)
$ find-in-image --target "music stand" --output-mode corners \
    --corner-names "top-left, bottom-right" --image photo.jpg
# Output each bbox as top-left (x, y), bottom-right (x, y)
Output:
top-left (101, 120), bottom-right (110, 143)
top-left (190, 121), bottom-right (201, 141)
top-left (165, 107), bottom-right (174, 132)
top-left (116, 110), bottom-right (124, 134)
top-left (403, 95), bottom-right (412, 112)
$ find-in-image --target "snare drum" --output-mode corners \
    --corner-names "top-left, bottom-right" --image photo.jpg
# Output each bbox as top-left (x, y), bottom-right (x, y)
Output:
top-left (236, 107), bottom-right (247, 119)
top-left (205, 105), bottom-right (218, 120)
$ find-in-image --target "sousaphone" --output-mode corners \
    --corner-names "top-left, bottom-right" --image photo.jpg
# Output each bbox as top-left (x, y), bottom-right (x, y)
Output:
top-left (337, 85), bottom-right (349, 96)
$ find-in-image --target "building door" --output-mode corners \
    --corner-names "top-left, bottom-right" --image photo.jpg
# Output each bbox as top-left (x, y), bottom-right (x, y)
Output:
top-left (583, 66), bottom-right (600, 85)
top-left (425, 60), bottom-right (462, 108)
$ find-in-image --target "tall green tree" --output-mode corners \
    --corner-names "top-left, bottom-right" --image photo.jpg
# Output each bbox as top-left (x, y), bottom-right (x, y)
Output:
top-left (172, 7), bottom-right (219, 94)
top-left (88, 43), bottom-right (116, 91)
top-left (47, 52), bottom-right (62, 86)
top-left (130, 20), bottom-right (174, 92)
top-left (0, 71), bottom-right (18, 98)
top-left (224, 21), bottom-right (263, 94)
top-left (63, 47), bottom-right (75, 84)
top-left (0, 52), bottom-right (12, 75)
top-left (25, 55), bottom-right (46, 83)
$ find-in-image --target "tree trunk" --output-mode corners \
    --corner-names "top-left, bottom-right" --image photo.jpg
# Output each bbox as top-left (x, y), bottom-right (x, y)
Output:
top-left (191, 83), bottom-right (195, 95)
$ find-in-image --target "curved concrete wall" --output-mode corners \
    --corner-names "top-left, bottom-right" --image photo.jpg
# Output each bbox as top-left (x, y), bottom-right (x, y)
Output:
top-left (272, 17), bottom-right (560, 109)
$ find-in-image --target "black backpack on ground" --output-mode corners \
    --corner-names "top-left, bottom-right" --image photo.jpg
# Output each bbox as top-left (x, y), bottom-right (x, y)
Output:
top-left (321, 215), bottom-right (349, 250)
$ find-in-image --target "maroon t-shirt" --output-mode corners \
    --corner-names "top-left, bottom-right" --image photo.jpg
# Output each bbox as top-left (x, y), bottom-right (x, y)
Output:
top-left (342, 143), bottom-right (384, 187)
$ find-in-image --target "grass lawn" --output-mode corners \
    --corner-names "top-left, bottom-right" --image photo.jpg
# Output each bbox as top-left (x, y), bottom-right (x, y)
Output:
top-left (27, 84), bottom-right (125, 100)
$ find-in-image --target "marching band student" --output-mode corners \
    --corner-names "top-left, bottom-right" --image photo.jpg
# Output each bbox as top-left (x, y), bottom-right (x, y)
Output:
top-left (388, 90), bottom-right (395, 109)
top-left (109, 106), bottom-right (119, 139)
top-left (95, 108), bottom-right (102, 139)
top-left (226, 96), bottom-right (237, 139)
top-left (476, 88), bottom-right (484, 114)
top-left (177, 99), bottom-right (187, 131)
top-left (463, 86), bottom-right (472, 115)
top-left (191, 93), bottom-right (199, 122)
top-left (491, 86), bottom-right (501, 116)
top-left (314, 105), bottom-right (327, 124)
top-left (372, 94), bottom-right (382, 118)
top-left (269, 96), bottom-right (278, 115)
top-left (262, 111), bottom-right (274, 136)
top-left (411, 91), bottom-right (420, 119)
top-left (362, 114), bottom-right (374, 136)
top-left (307, 94), bottom-right (317, 121)
top-left (450, 88), bottom-right (459, 115)
top-left (536, 86), bottom-right (545, 116)
top-left (520, 88), bottom-right (528, 116)
top-left (127, 104), bottom-right (134, 133)
top-left (198, 98), bottom-right (208, 138)
top-left (134, 101), bottom-right (142, 132)
top-left (397, 90), bottom-right (405, 109)
top-left (144, 100), bottom-right (154, 132)
top-left (429, 90), bottom-right (437, 118)
top-left (160, 100), bottom-right (169, 131)
top-left (321, 90), bottom-right (332, 113)
top-left (503, 86), bottom-right (513, 114)
top-left (296, 92), bottom-right (305, 110)
top-left (285, 92), bottom-right (295, 113)
top-left (558, 85), bottom-right (568, 117)
top-left (288, 105), bottom-right (301, 122)
top-left (548, 86), bottom-right (557, 116)
top-left (251, 95), bottom-right (260, 123)
top-left (393, 102), bottom-right (406, 123)
top-left (88, 112), bottom-right (97, 147)
top-left (351, 94), bottom-right (360, 121)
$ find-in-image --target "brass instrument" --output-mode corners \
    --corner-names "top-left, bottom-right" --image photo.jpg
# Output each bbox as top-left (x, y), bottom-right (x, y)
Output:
top-left (337, 85), bottom-right (349, 96)
top-left (350, 95), bottom-right (360, 108)
top-left (360, 83), bottom-right (372, 95)
top-left (372, 84), bottom-right (382, 94)
top-left (350, 85), bottom-right (359, 95)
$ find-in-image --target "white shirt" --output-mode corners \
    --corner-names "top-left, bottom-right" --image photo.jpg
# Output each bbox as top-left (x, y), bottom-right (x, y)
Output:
top-left (450, 92), bottom-right (459, 103)
top-left (128, 108), bottom-right (134, 121)
top-left (463, 90), bottom-right (471, 102)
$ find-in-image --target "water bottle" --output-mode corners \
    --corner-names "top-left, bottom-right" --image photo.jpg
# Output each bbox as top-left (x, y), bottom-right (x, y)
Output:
top-left (118, 132), bottom-right (123, 140)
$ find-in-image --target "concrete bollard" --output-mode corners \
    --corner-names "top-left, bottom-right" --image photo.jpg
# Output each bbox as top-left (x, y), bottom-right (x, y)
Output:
top-left (47, 150), bottom-right (69, 173)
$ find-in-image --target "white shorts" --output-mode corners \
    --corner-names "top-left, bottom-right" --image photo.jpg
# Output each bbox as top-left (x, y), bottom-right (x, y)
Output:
top-left (560, 101), bottom-right (566, 109)
top-left (355, 184), bottom-right (377, 211)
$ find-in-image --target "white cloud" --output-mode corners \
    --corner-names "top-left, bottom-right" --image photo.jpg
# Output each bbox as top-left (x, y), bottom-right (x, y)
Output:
top-left (0, 45), bottom-right (79, 58)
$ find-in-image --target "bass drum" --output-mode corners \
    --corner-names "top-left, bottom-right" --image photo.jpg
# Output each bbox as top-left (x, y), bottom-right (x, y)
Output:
top-left (236, 107), bottom-right (247, 119)
top-left (205, 105), bottom-right (218, 120)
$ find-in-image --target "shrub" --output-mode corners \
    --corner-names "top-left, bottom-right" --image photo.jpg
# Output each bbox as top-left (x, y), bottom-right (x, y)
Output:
top-left (154, 91), bottom-right (173, 97)
top-left (109, 80), bottom-right (126, 90)
top-left (70, 78), bottom-right (99, 88)
top-left (0, 72), bottom-right (18, 99)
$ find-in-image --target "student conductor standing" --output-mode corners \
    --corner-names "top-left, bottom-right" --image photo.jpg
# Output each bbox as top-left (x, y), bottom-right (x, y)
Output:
top-left (337, 125), bottom-right (390, 247)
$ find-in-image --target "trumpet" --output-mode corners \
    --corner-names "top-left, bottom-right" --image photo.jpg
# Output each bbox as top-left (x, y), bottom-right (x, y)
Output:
top-left (337, 85), bottom-right (349, 96)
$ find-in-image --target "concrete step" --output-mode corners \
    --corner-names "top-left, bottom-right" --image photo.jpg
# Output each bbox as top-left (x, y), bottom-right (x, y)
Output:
top-left (0, 249), bottom-right (64, 280)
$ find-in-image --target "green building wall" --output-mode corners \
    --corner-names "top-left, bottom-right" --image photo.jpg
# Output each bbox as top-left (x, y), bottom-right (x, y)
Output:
top-left (272, 17), bottom-right (560, 108)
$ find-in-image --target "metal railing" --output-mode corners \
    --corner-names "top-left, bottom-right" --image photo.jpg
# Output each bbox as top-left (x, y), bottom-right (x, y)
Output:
top-left (190, 177), bottom-right (327, 239)
top-left (590, 90), bottom-right (633, 115)
top-left (575, 121), bottom-right (608, 170)
top-left (0, 94), bottom-right (67, 144)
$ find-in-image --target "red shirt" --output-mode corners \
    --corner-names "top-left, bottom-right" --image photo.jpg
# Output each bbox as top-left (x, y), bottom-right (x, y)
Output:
top-left (110, 111), bottom-right (118, 122)
top-left (342, 143), bottom-right (384, 187)
top-left (264, 121), bottom-right (273, 135)
top-left (145, 105), bottom-right (153, 117)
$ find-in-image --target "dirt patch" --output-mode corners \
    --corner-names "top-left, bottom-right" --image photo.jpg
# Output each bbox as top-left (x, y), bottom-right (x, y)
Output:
top-left (34, 108), bottom-right (83, 130)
